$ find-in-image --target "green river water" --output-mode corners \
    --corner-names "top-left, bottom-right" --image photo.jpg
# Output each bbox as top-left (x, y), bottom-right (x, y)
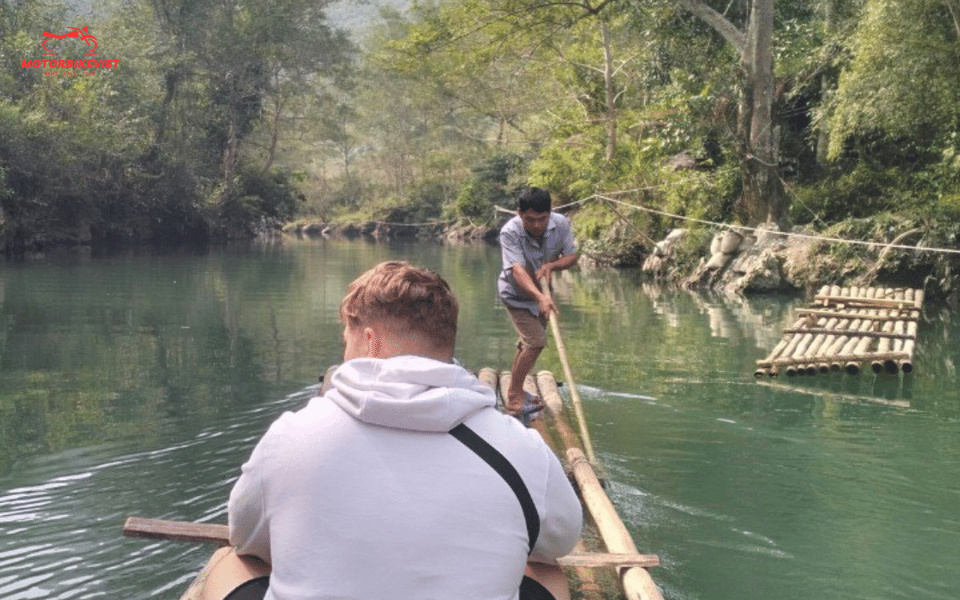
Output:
top-left (0, 238), bottom-right (957, 600)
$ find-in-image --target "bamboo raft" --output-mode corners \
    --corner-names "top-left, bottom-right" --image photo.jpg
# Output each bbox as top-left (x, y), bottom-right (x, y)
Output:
top-left (755, 285), bottom-right (923, 378)
top-left (123, 369), bottom-right (663, 600)
top-left (481, 368), bottom-right (663, 600)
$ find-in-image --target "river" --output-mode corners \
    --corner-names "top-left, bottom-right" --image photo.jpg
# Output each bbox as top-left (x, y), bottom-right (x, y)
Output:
top-left (0, 238), bottom-right (958, 600)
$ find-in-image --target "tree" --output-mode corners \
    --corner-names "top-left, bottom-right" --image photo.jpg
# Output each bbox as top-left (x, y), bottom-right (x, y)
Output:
top-left (674, 0), bottom-right (785, 226)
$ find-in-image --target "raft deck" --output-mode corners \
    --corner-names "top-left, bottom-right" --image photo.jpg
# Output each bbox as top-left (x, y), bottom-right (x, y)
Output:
top-left (755, 285), bottom-right (923, 378)
top-left (481, 368), bottom-right (663, 600)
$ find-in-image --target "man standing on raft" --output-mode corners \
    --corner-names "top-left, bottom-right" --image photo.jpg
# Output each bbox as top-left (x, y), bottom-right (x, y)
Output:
top-left (498, 188), bottom-right (578, 423)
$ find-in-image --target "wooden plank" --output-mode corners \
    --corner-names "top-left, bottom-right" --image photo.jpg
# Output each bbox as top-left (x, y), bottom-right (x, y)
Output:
top-left (558, 553), bottom-right (660, 569)
top-left (813, 295), bottom-right (921, 309)
top-left (123, 516), bottom-right (229, 545)
top-left (780, 328), bottom-right (915, 340)
top-left (122, 517), bottom-right (658, 568)
top-left (794, 308), bottom-right (919, 321)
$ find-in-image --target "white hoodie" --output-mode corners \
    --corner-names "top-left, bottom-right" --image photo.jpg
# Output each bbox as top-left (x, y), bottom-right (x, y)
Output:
top-left (228, 355), bottom-right (583, 600)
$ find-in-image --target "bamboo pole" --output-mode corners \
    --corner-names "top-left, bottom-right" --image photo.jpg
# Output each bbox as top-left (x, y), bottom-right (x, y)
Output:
top-left (568, 448), bottom-right (664, 600)
top-left (529, 372), bottom-right (607, 600)
top-left (539, 276), bottom-right (596, 464)
top-left (796, 316), bottom-right (829, 375)
top-left (844, 288), bottom-right (879, 375)
top-left (755, 316), bottom-right (808, 376)
top-left (477, 367), bottom-right (500, 401)
top-left (834, 310), bottom-right (867, 374)
top-left (812, 317), bottom-right (840, 374)
top-left (889, 313), bottom-right (906, 375)
top-left (871, 318), bottom-right (895, 374)
top-left (536, 371), bottom-right (584, 452)
top-left (901, 321), bottom-right (918, 373)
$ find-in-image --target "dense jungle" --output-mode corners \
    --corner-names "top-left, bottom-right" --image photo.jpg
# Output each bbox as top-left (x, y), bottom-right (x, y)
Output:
top-left (2, 0), bottom-right (960, 298)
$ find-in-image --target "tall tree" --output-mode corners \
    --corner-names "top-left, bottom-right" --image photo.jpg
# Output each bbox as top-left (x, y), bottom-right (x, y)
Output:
top-left (675, 0), bottom-right (785, 226)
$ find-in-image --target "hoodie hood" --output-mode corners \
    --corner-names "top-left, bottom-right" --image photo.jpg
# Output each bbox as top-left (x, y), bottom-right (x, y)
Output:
top-left (326, 356), bottom-right (497, 432)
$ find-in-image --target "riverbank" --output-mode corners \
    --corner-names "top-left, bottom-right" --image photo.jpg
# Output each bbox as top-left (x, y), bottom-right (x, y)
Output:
top-left (7, 210), bottom-right (956, 305)
top-left (281, 214), bottom-right (960, 304)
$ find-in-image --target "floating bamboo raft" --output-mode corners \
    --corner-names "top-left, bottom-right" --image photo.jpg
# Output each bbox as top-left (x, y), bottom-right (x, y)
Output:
top-left (755, 286), bottom-right (923, 378)
top-left (479, 368), bottom-right (664, 600)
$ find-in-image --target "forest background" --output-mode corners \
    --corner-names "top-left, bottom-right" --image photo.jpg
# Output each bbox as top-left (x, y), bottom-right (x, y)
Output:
top-left (2, 0), bottom-right (960, 296)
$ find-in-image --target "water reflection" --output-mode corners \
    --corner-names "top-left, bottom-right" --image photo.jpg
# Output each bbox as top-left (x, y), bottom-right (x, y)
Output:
top-left (0, 242), bottom-right (958, 600)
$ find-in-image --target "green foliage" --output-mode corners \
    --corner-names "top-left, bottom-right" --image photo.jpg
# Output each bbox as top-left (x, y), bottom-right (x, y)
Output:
top-left (450, 154), bottom-right (526, 222)
top-left (828, 0), bottom-right (960, 160)
top-left (238, 168), bottom-right (304, 221)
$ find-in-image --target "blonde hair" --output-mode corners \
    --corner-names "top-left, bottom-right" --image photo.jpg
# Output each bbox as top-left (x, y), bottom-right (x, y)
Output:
top-left (340, 261), bottom-right (458, 352)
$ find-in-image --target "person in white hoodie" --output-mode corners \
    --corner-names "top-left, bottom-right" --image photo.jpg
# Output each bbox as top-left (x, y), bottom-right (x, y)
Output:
top-left (204, 261), bottom-right (582, 600)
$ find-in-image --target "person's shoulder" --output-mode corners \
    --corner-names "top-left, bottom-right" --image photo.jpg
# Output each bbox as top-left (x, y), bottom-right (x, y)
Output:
top-left (500, 215), bottom-right (522, 232)
top-left (551, 212), bottom-right (571, 225)
top-left (500, 216), bottom-right (523, 240)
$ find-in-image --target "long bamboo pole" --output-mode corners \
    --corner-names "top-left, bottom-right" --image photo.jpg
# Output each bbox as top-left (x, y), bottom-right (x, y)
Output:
top-left (539, 276), bottom-right (596, 464)
top-left (567, 449), bottom-right (664, 600)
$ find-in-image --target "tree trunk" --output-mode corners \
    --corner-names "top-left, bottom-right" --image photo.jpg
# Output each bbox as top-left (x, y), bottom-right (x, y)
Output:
top-left (678, 0), bottom-right (786, 227)
top-left (601, 21), bottom-right (617, 162)
top-left (739, 0), bottom-right (784, 226)
top-left (815, 0), bottom-right (834, 168)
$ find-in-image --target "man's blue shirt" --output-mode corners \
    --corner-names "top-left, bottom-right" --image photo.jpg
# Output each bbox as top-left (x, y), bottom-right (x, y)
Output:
top-left (497, 212), bottom-right (576, 315)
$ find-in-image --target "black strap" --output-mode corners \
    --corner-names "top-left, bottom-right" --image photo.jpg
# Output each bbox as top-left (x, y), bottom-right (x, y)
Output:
top-left (449, 423), bottom-right (540, 554)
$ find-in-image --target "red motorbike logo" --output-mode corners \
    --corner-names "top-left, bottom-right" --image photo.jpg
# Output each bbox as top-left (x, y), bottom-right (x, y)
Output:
top-left (41, 26), bottom-right (98, 55)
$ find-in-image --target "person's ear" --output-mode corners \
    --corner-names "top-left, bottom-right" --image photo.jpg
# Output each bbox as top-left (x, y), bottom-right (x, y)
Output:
top-left (364, 327), bottom-right (382, 357)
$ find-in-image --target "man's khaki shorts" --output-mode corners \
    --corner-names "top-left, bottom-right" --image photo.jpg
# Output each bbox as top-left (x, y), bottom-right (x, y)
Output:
top-left (506, 306), bottom-right (548, 350)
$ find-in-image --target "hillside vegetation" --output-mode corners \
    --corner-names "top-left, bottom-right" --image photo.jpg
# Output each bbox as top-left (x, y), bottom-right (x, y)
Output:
top-left (2, 0), bottom-right (959, 295)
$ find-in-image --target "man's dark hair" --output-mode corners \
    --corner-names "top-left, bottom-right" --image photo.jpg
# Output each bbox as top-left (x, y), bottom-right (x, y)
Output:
top-left (517, 187), bottom-right (551, 213)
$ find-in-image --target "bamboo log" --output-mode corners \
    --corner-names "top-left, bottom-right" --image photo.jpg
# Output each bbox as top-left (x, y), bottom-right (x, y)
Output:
top-left (567, 448), bottom-right (664, 600)
top-left (844, 291), bottom-right (879, 374)
top-left (797, 317), bottom-right (830, 375)
top-left (536, 371), bottom-right (584, 453)
top-left (786, 323), bottom-right (819, 376)
top-left (846, 310), bottom-right (878, 376)
top-left (772, 350), bottom-right (909, 367)
top-left (527, 371), bottom-right (605, 600)
top-left (477, 367), bottom-right (499, 399)
top-left (872, 318), bottom-right (895, 374)
top-left (889, 316), bottom-right (906, 374)
top-left (900, 321), bottom-right (918, 373)
top-left (834, 311), bottom-right (868, 373)
top-left (755, 318), bottom-right (808, 373)
top-left (178, 546), bottom-right (236, 600)
top-left (883, 289), bottom-right (905, 374)
top-left (812, 317), bottom-right (840, 373)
